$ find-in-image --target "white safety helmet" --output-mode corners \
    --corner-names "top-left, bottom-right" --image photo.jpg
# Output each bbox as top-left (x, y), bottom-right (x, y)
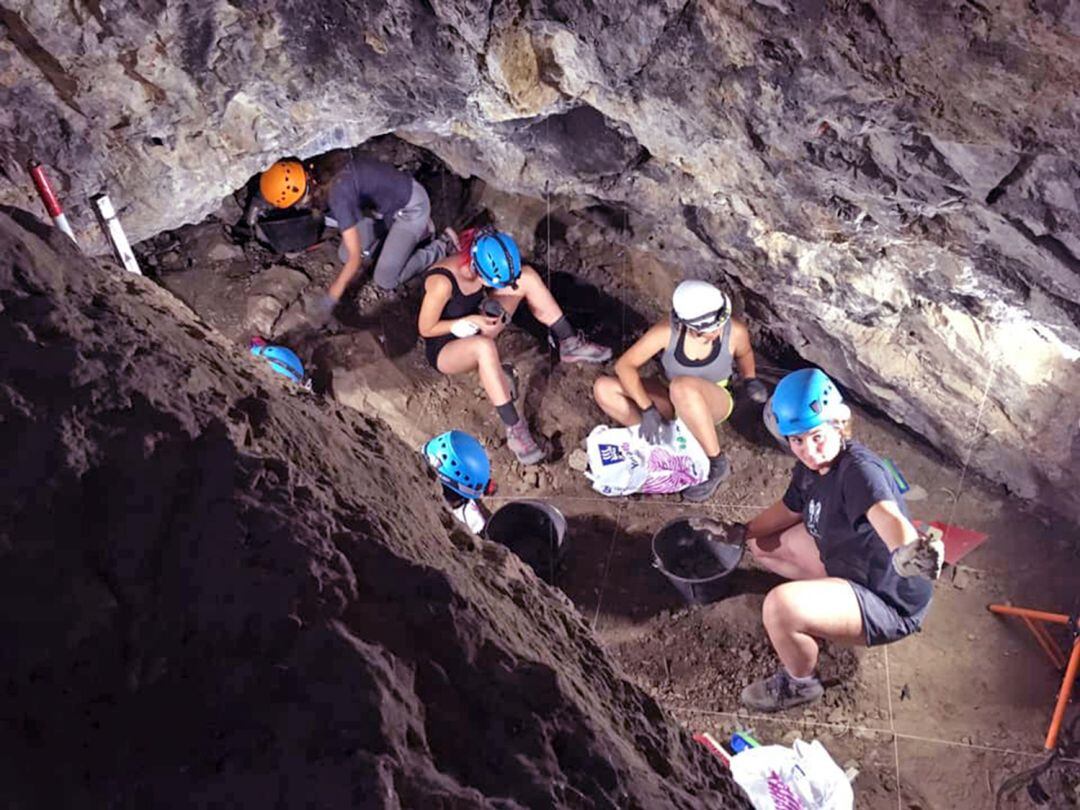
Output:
top-left (672, 280), bottom-right (731, 332)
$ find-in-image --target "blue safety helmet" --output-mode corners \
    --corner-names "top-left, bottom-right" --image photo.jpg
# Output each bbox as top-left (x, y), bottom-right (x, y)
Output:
top-left (423, 430), bottom-right (493, 500)
top-left (770, 368), bottom-right (850, 436)
top-left (250, 343), bottom-right (305, 384)
top-left (470, 231), bottom-right (522, 289)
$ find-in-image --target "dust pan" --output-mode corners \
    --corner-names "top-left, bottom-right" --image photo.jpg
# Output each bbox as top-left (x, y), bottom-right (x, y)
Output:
top-left (916, 520), bottom-right (989, 565)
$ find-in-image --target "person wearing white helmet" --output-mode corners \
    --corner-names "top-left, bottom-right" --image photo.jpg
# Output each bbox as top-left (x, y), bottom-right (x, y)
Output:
top-left (592, 279), bottom-right (768, 501)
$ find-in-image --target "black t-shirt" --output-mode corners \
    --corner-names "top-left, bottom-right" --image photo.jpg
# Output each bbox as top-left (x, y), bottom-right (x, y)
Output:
top-left (782, 441), bottom-right (932, 617)
top-left (327, 156), bottom-right (413, 231)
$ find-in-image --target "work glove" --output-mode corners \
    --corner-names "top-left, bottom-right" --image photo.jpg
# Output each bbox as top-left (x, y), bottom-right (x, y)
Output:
top-left (891, 530), bottom-right (945, 580)
top-left (304, 293), bottom-right (338, 328)
top-left (639, 405), bottom-right (673, 445)
top-left (744, 377), bottom-right (769, 405)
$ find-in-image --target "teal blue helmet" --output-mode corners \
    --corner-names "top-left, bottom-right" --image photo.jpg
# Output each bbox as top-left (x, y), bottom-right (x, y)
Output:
top-left (423, 430), bottom-right (493, 499)
top-left (470, 231), bottom-right (521, 289)
top-left (250, 343), bottom-right (305, 384)
top-left (771, 368), bottom-right (850, 436)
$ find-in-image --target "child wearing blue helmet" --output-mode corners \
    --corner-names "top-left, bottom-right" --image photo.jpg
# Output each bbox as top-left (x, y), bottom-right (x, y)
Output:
top-left (738, 368), bottom-right (944, 713)
top-left (423, 430), bottom-right (495, 534)
top-left (418, 229), bottom-right (612, 465)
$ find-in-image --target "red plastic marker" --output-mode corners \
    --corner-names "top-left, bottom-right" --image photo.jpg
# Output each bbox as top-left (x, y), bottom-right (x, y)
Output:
top-left (693, 732), bottom-right (732, 767)
top-left (28, 161), bottom-right (79, 246)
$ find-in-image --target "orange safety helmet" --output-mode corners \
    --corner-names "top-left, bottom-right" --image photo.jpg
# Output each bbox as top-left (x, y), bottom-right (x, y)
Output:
top-left (259, 159), bottom-right (308, 208)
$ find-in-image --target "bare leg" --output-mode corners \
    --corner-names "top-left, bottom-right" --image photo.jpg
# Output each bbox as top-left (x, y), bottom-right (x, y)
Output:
top-left (435, 336), bottom-right (510, 406)
top-left (748, 522), bottom-right (827, 581)
top-left (592, 376), bottom-right (674, 425)
top-left (667, 376), bottom-right (733, 457)
top-left (762, 578), bottom-right (865, 676)
top-left (491, 265), bottom-right (562, 325)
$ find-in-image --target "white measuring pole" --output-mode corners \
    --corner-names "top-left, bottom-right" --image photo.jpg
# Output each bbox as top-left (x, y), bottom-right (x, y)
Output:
top-left (90, 193), bottom-right (142, 275)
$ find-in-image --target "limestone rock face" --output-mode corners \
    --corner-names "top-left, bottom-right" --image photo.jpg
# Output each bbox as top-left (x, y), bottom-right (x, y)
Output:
top-left (0, 209), bottom-right (745, 807)
top-left (1, 1), bottom-right (1078, 515)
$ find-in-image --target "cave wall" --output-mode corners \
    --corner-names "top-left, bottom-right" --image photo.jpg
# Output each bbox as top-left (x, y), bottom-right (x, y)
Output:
top-left (1, 0), bottom-right (1079, 518)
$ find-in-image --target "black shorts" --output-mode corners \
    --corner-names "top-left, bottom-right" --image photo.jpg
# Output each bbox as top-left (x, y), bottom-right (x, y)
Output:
top-left (425, 335), bottom-right (455, 369)
top-left (849, 581), bottom-right (930, 647)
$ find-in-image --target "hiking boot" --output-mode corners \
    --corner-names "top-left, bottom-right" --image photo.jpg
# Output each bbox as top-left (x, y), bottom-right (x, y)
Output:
top-left (681, 455), bottom-right (731, 502)
top-left (501, 363), bottom-right (519, 402)
top-left (559, 332), bottom-right (613, 364)
top-left (740, 669), bottom-right (824, 713)
top-left (506, 419), bottom-right (546, 465)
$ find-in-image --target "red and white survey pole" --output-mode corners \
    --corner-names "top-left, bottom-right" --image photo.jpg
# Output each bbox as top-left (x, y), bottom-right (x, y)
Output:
top-left (27, 161), bottom-right (79, 246)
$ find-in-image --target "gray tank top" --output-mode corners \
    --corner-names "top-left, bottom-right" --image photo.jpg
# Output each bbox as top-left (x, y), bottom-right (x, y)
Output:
top-left (660, 318), bottom-right (734, 384)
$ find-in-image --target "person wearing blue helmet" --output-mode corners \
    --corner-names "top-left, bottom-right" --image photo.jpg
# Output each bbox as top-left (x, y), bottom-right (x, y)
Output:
top-left (737, 368), bottom-right (944, 713)
top-left (418, 228), bottom-right (612, 465)
top-left (250, 339), bottom-right (306, 385)
top-left (423, 430), bottom-right (494, 534)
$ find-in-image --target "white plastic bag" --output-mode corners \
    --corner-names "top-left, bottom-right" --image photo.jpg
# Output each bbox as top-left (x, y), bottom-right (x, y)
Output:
top-left (583, 420), bottom-right (709, 496)
top-left (729, 740), bottom-right (853, 810)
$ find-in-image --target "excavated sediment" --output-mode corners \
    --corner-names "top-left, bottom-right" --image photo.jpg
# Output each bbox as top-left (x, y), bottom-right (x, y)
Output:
top-left (0, 209), bottom-right (748, 808)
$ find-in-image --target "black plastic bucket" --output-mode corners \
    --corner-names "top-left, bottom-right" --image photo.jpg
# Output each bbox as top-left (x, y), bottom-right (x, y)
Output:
top-left (485, 500), bottom-right (567, 585)
top-left (258, 209), bottom-right (325, 254)
top-left (651, 517), bottom-right (744, 605)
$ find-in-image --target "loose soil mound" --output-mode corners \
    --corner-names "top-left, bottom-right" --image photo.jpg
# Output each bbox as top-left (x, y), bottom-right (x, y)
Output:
top-left (0, 209), bottom-right (748, 808)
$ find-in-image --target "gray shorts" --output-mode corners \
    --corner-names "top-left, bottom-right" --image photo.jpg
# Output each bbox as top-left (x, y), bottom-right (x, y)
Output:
top-left (849, 581), bottom-right (929, 647)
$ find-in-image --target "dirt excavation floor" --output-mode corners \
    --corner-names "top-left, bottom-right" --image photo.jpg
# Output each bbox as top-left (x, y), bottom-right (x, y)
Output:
top-left (140, 153), bottom-right (1080, 808)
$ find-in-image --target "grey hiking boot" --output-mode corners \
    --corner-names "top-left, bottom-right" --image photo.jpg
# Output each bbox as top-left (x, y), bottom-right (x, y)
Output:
top-left (559, 332), bottom-right (613, 364)
top-left (741, 669), bottom-right (824, 713)
top-left (506, 419), bottom-right (546, 465)
top-left (682, 455), bottom-right (731, 502)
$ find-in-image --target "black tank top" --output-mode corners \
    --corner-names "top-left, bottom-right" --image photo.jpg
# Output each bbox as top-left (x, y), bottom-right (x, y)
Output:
top-left (425, 267), bottom-right (484, 320)
top-left (423, 267), bottom-right (485, 368)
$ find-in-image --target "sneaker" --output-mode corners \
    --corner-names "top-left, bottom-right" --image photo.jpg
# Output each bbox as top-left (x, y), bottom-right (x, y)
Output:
top-left (740, 669), bottom-right (824, 713)
top-left (501, 363), bottom-right (519, 402)
top-left (559, 332), bottom-right (613, 364)
top-left (506, 419), bottom-right (546, 465)
top-left (681, 456), bottom-right (731, 502)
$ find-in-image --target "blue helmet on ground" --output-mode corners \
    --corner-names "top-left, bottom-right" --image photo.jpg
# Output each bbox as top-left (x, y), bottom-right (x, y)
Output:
top-left (250, 343), bottom-right (305, 384)
top-left (470, 231), bottom-right (522, 289)
top-left (770, 368), bottom-right (851, 436)
top-left (423, 430), bottom-right (493, 499)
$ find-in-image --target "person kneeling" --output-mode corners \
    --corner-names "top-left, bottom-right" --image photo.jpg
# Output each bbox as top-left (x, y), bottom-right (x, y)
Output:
top-left (592, 279), bottom-right (767, 502)
top-left (418, 229), bottom-right (612, 465)
top-left (739, 368), bottom-right (943, 713)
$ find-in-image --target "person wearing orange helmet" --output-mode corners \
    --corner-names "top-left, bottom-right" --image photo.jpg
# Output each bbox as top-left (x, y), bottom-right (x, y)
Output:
top-left (246, 155), bottom-right (458, 325)
top-left (315, 154), bottom-right (457, 323)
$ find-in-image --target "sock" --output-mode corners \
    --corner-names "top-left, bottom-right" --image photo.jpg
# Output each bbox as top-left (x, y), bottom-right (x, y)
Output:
top-left (788, 672), bottom-right (818, 684)
top-left (496, 402), bottom-right (520, 427)
top-left (549, 315), bottom-right (574, 344)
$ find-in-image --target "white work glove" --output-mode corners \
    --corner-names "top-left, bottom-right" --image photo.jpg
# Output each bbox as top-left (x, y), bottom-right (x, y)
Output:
top-left (450, 318), bottom-right (481, 338)
top-left (891, 530), bottom-right (945, 580)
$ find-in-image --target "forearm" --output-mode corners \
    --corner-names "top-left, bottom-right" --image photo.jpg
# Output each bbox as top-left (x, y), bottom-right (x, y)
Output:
top-left (746, 500), bottom-right (801, 538)
top-left (735, 348), bottom-right (756, 380)
top-left (867, 502), bottom-right (919, 551)
top-left (418, 316), bottom-right (464, 339)
top-left (614, 361), bottom-right (652, 410)
top-left (328, 257), bottom-right (363, 299)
